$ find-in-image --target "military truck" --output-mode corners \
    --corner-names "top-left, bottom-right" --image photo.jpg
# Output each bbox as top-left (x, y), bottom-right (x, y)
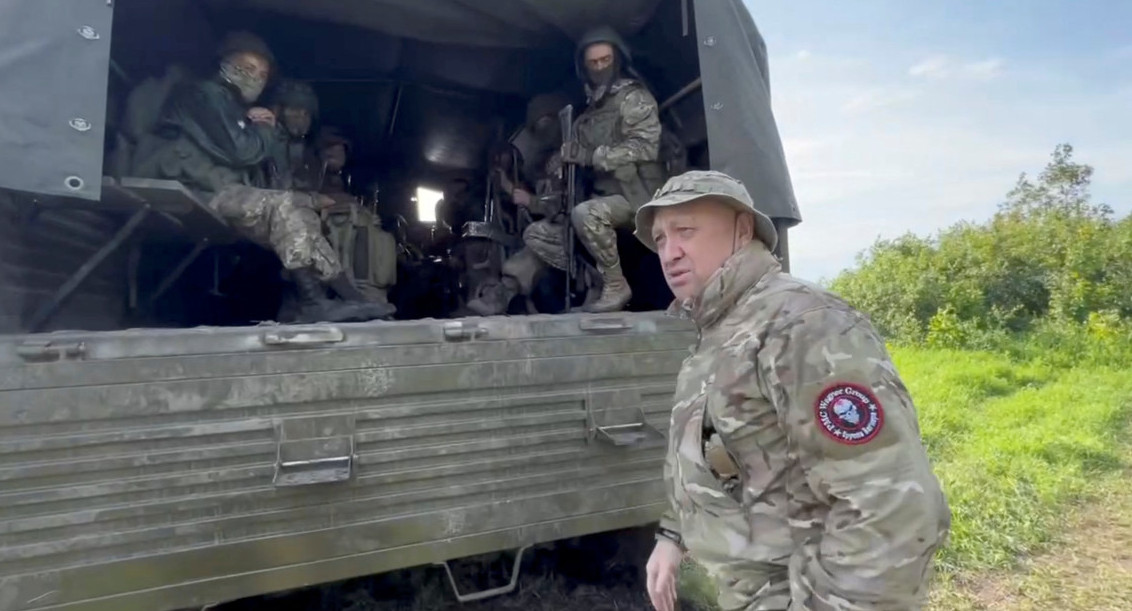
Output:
top-left (0, 1), bottom-right (801, 609)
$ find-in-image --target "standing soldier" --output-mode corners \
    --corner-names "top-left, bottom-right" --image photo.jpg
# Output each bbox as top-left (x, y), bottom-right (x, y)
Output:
top-left (532, 26), bottom-right (665, 313)
top-left (132, 31), bottom-right (393, 323)
top-left (638, 171), bottom-right (951, 611)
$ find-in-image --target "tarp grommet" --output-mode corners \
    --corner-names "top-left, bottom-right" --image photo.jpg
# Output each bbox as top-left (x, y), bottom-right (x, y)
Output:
top-left (64, 176), bottom-right (85, 191)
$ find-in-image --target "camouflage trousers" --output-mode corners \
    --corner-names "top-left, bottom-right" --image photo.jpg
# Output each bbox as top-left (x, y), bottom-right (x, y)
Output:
top-left (209, 185), bottom-right (342, 281)
top-left (524, 194), bottom-right (634, 271)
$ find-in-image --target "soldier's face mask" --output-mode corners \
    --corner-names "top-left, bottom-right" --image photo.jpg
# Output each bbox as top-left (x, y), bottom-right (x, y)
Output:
top-left (220, 54), bottom-right (269, 103)
top-left (583, 43), bottom-right (618, 87)
top-left (652, 200), bottom-right (754, 301)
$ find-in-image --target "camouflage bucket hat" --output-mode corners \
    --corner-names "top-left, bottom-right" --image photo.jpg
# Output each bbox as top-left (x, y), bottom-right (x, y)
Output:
top-left (633, 170), bottom-right (778, 253)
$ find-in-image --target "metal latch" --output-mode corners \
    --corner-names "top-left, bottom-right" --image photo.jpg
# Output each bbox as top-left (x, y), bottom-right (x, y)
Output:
top-left (443, 321), bottom-right (487, 341)
top-left (590, 406), bottom-right (666, 447)
top-left (579, 317), bottom-right (633, 333)
top-left (261, 326), bottom-right (345, 347)
top-left (16, 340), bottom-right (87, 362)
top-left (273, 414), bottom-right (357, 487)
top-left (584, 389), bottom-right (666, 447)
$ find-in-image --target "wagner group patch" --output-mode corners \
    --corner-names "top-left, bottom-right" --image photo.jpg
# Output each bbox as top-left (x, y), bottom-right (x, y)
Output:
top-left (814, 383), bottom-right (884, 445)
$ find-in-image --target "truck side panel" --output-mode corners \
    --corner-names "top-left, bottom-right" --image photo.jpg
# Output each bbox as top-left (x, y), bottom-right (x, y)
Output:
top-left (0, 314), bottom-right (693, 611)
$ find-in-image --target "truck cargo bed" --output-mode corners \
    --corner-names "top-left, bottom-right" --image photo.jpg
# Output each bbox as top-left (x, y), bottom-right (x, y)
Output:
top-left (0, 313), bottom-right (693, 611)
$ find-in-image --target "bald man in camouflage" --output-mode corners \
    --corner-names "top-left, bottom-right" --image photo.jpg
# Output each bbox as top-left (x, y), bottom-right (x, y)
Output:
top-left (638, 171), bottom-right (951, 611)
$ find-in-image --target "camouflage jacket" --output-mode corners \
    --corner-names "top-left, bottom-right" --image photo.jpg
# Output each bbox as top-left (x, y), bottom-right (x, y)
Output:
top-left (659, 241), bottom-right (951, 609)
top-left (575, 78), bottom-right (666, 208)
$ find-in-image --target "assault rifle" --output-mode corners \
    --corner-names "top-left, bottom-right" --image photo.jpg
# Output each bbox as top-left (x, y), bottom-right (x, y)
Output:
top-left (558, 104), bottom-right (578, 310)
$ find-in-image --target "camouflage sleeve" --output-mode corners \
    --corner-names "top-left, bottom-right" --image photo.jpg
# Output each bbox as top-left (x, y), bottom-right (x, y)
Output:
top-left (658, 446), bottom-right (682, 544)
top-left (591, 87), bottom-right (661, 172)
top-left (755, 306), bottom-right (950, 609)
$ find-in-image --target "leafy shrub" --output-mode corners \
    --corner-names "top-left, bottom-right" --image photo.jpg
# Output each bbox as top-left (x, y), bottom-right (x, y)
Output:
top-left (831, 144), bottom-right (1130, 349)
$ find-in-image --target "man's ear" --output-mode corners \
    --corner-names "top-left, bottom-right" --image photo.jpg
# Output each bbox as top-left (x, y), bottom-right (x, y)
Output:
top-left (739, 212), bottom-right (756, 242)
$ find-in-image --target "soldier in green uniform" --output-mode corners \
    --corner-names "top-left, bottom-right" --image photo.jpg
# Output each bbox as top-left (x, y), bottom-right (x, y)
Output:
top-left (534, 26), bottom-right (665, 313)
top-left (131, 31), bottom-right (394, 323)
top-left (638, 171), bottom-right (951, 611)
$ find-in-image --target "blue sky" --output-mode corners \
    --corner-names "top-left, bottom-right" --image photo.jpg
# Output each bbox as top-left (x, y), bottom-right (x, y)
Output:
top-left (744, 1), bottom-right (1132, 282)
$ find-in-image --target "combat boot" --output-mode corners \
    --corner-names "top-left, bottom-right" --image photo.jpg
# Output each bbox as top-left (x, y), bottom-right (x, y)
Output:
top-left (292, 269), bottom-right (395, 323)
top-left (326, 273), bottom-right (397, 318)
top-left (582, 263), bottom-right (632, 313)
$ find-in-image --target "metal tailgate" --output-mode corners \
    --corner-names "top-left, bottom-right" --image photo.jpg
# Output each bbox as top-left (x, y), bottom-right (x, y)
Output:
top-left (0, 313), bottom-right (694, 611)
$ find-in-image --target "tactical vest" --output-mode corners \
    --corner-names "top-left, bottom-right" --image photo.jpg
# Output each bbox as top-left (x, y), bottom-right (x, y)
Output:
top-left (575, 79), bottom-right (667, 209)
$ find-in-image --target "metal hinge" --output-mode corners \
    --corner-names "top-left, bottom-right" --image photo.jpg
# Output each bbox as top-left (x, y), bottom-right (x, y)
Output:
top-left (583, 389), bottom-right (666, 448)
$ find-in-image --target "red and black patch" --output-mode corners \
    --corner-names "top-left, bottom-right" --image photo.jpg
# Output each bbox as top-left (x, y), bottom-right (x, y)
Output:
top-left (813, 383), bottom-right (884, 445)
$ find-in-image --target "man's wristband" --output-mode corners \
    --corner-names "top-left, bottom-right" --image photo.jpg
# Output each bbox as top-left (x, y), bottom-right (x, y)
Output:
top-left (656, 526), bottom-right (684, 548)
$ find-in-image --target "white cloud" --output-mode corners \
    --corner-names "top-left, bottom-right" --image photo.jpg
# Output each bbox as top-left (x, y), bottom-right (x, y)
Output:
top-left (962, 58), bottom-right (1004, 80)
top-left (795, 49), bottom-right (812, 61)
top-left (908, 55), bottom-right (950, 78)
top-left (841, 87), bottom-right (920, 114)
top-left (908, 55), bottom-right (1004, 81)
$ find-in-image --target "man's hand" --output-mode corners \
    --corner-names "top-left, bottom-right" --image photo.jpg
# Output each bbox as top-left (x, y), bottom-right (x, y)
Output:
top-left (646, 538), bottom-right (683, 611)
top-left (559, 141), bottom-right (591, 166)
top-left (247, 107), bottom-right (276, 127)
top-left (512, 188), bottom-right (533, 207)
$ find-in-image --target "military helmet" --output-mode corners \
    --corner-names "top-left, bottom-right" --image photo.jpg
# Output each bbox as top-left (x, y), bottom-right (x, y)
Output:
top-left (525, 92), bottom-right (571, 128)
top-left (574, 25), bottom-right (632, 81)
top-left (272, 79), bottom-right (320, 118)
top-left (215, 30), bottom-right (275, 68)
top-left (634, 170), bottom-right (779, 253)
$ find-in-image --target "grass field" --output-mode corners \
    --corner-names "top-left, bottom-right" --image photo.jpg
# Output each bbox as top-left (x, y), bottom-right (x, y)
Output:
top-left (678, 337), bottom-right (1132, 611)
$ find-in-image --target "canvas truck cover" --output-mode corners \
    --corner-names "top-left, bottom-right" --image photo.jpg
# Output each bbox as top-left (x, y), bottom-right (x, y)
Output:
top-left (0, 0), bottom-right (798, 223)
top-left (0, 0), bottom-right (114, 202)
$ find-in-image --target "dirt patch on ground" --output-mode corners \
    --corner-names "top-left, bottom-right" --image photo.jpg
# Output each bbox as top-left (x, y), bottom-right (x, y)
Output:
top-left (930, 474), bottom-right (1132, 611)
top-left (217, 528), bottom-right (717, 611)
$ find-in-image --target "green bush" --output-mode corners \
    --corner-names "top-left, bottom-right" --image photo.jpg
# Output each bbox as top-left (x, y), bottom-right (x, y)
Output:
top-left (830, 144), bottom-right (1131, 347)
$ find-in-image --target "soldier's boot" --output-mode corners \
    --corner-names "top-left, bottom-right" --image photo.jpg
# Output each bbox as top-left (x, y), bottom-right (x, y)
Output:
top-left (292, 269), bottom-right (395, 323)
top-left (582, 263), bottom-right (632, 313)
top-left (326, 273), bottom-right (396, 318)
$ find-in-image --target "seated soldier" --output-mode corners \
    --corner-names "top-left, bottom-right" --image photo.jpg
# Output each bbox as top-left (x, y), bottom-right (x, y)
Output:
top-left (268, 79), bottom-right (322, 191)
top-left (314, 127), bottom-right (398, 314)
top-left (131, 31), bottom-right (394, 323)
top-left (556, 27), bottom-right (667, 312)
top-left (497, 92), bottom-right (600, 313)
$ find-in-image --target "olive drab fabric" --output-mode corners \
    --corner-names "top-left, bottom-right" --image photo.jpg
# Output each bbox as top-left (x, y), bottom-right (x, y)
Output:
top-left (658, 239), bottom-right (950, 609)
